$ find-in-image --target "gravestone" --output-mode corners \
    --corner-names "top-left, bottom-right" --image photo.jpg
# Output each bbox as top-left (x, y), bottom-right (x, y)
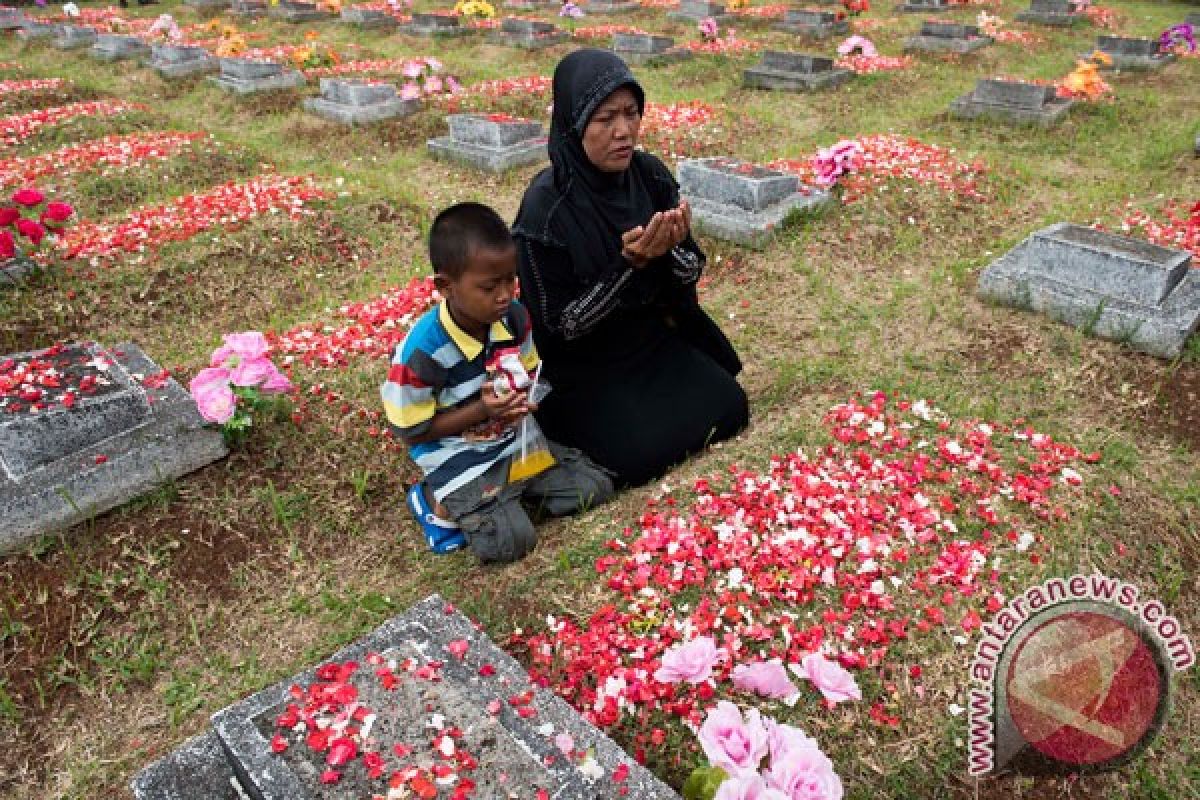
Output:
top-left (0, 254), bottom-right (38, 286)
top-left (612, 32), bottom-right (691, 65)
top-left (1016, 0), bottom-right (1081, 27)
top-left (978, 223), bottom-right (1200, 358)
top-left (132, 595), bottom-right (680, 800)
top-left (486, 17), bottom-right (567, 49)
top-left (905, 20), bottom-right (992, 53)
top-left (669, 0), bottom-right (731, 23)
top-left (900, 0), bottom-right (951, 11)
top-left (504, 0), bottom-right (559, 9)
top-left (949, 78), bottom-right (1073, 127)
top-left (743, 50), bottom-right (851, 91)
top-left (184, 0), bottom-right (232, 9)
top-left (404, 11), bottom-right (471, 37)
top-left (1188, 12), bottom-right (1200, 28)
top-left (428, 113), bottom-right (548, 172)
top-left (587, 0), bottom-right (640, 13)
top-left (340, 6), bottom-right (399, 28)
top-left (678, 157), bottom-right (832, 248)
top-left (210, 58), bottom-right (306, 94)
top-left (91, 33), bottom-right (151, 62)
top-left (0, 342), bottom-right (227, 553)
top-left (1093, 35), bottom-right (1174, 70)
top-left (53, 24), bottom-right (98, 50)
top-left (268, 0), bottom-right (336, 22)
top-left (304, 78), bottom-right (416, 124)
top-left (0, 8), bottom-right (27, 31)
top-left (149, 43), bottom-right (218, 78)
top-left (15, 20), bottom-right (60, 41)
top-left (228, 0), bottom-right (268, 17)
top-left (774, 7), bottom-right (849, 38)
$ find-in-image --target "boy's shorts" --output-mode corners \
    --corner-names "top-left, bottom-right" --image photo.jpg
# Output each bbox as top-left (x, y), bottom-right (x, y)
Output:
top-left (440, 442), bottom-right (614, 563)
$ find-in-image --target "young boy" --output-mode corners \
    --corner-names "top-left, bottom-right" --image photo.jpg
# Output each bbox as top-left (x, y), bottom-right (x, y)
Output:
top-left (381, 202), bottom-right (614, 563)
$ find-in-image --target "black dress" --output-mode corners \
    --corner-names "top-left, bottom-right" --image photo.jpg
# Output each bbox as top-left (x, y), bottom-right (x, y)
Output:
top-left (513, 50), bottom-right (748, 488)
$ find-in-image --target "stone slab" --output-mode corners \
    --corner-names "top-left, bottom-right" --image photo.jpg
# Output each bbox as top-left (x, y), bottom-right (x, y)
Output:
top-left (403, 12), bottom-right (471, 36)
top-left (53, 25), bottom-right (97, 49)
top-left (0, 11), bottom-right (28, 31)
top-left (339, 7), bottom-right (398, 28)
top-left (153, 54), bottom-right (220, 78)
top-left (227, 0), bottom-right (267, 18)
top-left (1188, 13), bottom-right (1200, 28)
top-left (0, 342), bottom-right (227, 553)
top-left (611, 32), bottom-right (693, 63)
top-left (91, 34), bottom-right (150, 61)
top-left (209, 69), bottom-right (306, 95)
top-left (773, 10), bottom-right (848, 38)
top-left (0, 255), bottom-right (39, 286)
top-left (950, 80), bottom-right (1073, 128)
top-left (304, 82), bottom-right (417, 124)
top-left (1015, 6), bottom-right (1081, 26)
top-left (16, 22), bottom-right (60, 41)
top-left (743, 63), bottom-right (850, 91)
top-left (978, 223), bottom-right (1200, 358)
top-left (1093, 36), bottom-right (1175, 70)
top-left (131, 732), bottom-right (244, 800)
top-left (267, 2), bottom-right (336, 22)
top-left (586, 0), bottom-right (640, 12)
top-left (427, 134), bottom-right (547, 172)
top-left (185, 0), bottom-right (233, 8)
top-left (900, 0), bottom-right (951, 11)
top-left (669, 0), bottom-right (731, 22)
top-left (210, 595), bottom-right (679, 800)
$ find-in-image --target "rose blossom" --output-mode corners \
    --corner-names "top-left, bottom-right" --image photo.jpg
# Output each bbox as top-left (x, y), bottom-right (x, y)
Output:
top-left (697, 701), bottom-right (768, 777)
top-left (764, 717), bottom-right (818, 763)
top-left (764, 741), bottom-right (843, 800)
top-left (654, 636), bottom-right (719, 684)
top-left (260, 365), bottom-right (293, 393)
top-left (15, 218), bottom-right (44, 245)
top-left (229, 356), bottom-right (279, 388)
top-left (0, 207), bottom-right (19, 226)
top-left (192, 381), bottom-right (236, 423)
top-left (715, 774), bottom-right (789, 800)
top-left (732, 661), bottom-right (798, 702)
top-left (11, 187), bottom-right (44, 207)
top-left (0, 229), bottom-right (14, 259)
top-left (792, 653), bottom-right (861, 706)
top-left (836, 35), bottom-right (876, 57)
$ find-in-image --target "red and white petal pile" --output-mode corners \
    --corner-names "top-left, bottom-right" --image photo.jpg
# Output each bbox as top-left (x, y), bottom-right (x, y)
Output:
top-left (0, 100), bottom-right (145, 148)
top-left (0, 131), bottom-right (207, 190)
top-left (342, 1), bottom-right (412, 19)
top-left (681, 36), bottom-right (762, 55)
top-left (640, 101), bottom-right (730, 161)
top-left (510, 393), bottom-right (1101, 743)
top-left (0, 78), bottom-right (68, 97)
top-left (572, 25), bottom-right (648, 39)
top-left (305, 58), bottom-right (444, 80)
top-left (0, 343), bottom-right (115, 414)
top-left (642, 101), bottom-right (718, 134)
top-left (55, 174), bottom-right (329, 264)
top-left (835, 54), bottom-right (915, 75)
top-left (732, 3), bottom-right (788, 19)
top-left (450, 75), bottom-right (551, 100)
top-left (273, 277), bottom-right (439, 368)
top-left (1112, 199), bottom-right (1200, 262)
top-left (768, 133), bottom-right (987, 203)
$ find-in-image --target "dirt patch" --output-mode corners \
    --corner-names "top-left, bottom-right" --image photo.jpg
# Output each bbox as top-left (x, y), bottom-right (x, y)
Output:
top-left (1135, 360), bottom-right (1200, 453)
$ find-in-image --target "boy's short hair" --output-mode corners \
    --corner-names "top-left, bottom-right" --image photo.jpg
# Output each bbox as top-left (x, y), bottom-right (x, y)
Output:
top-left (429, 202), bottom-right (514, 279)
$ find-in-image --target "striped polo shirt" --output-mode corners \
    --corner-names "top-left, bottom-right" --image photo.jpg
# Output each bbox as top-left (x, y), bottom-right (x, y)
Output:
top-left (382, 300), bottom-right (553, 503)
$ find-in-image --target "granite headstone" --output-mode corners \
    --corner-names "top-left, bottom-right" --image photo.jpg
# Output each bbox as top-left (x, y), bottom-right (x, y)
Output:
top-left (428, 113), bottom-right (548, 172)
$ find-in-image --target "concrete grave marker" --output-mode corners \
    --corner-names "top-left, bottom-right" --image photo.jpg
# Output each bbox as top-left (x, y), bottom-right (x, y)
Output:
top-left (678, 157), bottom-right (832, 248)
top-left (1016, 0), bottom-right (1082, 27)
top-left (268, 0), bottom-right (336, 22)
top-left (587, 0), bottom-right (640, 13)
top-left (149, 44), bottom-right (218, 78)
top-left (900, 0), bottom-right (951, 12)
top-left (612, 33), bottom-right (691, 65)
top-left (504, 0), bottom-right (559, 10)
top-left (1188, 12), bottom-right (1200, 28)
top-left (1093, 35), bottom-right (1174, 70)
top-left (16, 20), bottom-right (61, 42)
top-left (905, 20), bottom-right (992, 53)
top-left (486, 17), bottom-right (567, 49)
top-left (184, 0), bottom-right (233, 10)
top-left (91, 33), bottom-right (151, 61)
top-left (978, 223), bottom-right (1200, 358)
top-left (404, 11), bottom-right (471, 37)
top-left (132, 595), bottom-right (679, 800)
top-left (210, 58), bottom-right (306, 94)
top-left (670, 0), bottom-right (731, 23)
top-left (0, 342), bottom-right (227, 552)
top-left (428, 113), bottom-right (548, 172)
top-left (774, 7), bottom-right (849, 38)
top-left (53, 25), bottom-right (98, 49)
top-left (0, 255), bottom-right (38, 286)
top-left (0, 8), bottom-right (28, 31)
top-left (304, 78), bottom-right (417, 125)
top-left (228, 0), bottom-right (268, 17)
top-left (950, 78), bottom-right (1073, 127)
top-left (340, 6), bottom-right (398, 28)
top-left (744, 50), bottom-right (850, 91)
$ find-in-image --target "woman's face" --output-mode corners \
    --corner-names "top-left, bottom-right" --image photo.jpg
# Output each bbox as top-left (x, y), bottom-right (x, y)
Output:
top-left (581, 87), bottom-right (641, 173)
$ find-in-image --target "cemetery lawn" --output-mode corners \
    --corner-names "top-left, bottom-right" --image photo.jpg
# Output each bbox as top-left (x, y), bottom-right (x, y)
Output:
top-left (1, 1), bottom-right (1199, 798)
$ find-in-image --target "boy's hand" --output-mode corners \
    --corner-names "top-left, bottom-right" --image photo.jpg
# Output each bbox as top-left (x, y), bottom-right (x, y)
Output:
top-left (481, 385), bottom-right (529, 426)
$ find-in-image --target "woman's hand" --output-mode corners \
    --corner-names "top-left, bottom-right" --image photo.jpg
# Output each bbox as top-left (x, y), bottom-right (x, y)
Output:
top-left (621, 203), bottom-right (690, 268)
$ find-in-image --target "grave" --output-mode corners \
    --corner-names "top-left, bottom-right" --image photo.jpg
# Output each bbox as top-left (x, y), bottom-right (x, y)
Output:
top-left (899, 0), bottom-right (951, 11)
top-left (587, 0), bottom-right (641, 13)
top-left (268, 0), bottom-right (336, 22)
top-left (1188, 12), bottom-right (1200, 28)
top-left (15, 20), bottom-right (60, 42)
top-left (228, 0), bottom-right (269, 18)
top-left (1015, 0), bottom-right (1081, 27)
top-left (743, 50), bottom-right (850, 91)
top-left (210, 58), bottom-right (306, 94)
top-left (949, 78), bottom-right (1073, 128)
top-left (678, 157), bottom-right (832, 248)
top-left (340, 6), bottom-right (399, 28)
top-left (905, 20), bottom-right (992, 53)
top-left (504, 0), bottom-right (559, 9)
top-left (304, 78), bottom-right (416, 125)
top-left (132, 595), bottom-right (679, 800)
top-left (149, 43), bottom-right (218, 79)
top-left (184, 0), bottom-right (232, 9)
top-left (428, 113), bottom-right (548, 172)
top-left (611, 33), bottom-right (692, 65)
top-left (774, 8), bottom-right (849, 38)
top-left (486, 17), bottom-right (567, 49)
top-left (91, 33), bottom-right (151, 62)
top-left (669, 0), bottom-right (732, 24)
top-left (0, 342), bottom-right (227, 553)
top-left (53, 24), bottom-right (98, 50)
top-left (1093, 35), bottom-right (1174, 70)
top-left (403, 11), bottom-right (471, 37)
top-left (0, 8), bottom-right (27, 31)
top-left (978, 223), bottom-right (1200, 358)
top-left (0, 254), bottom-right (38, 286)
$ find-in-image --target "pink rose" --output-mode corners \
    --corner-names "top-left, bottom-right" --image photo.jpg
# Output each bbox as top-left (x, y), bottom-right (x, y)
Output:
top-left (654, 636), bottom-right (719, 684)
top-left (192, 382), bottom-right (236, 423)
top-left (399, 82), bottom-right (421, 101)
top-left (229, 356), bottom-right (276, 387)
top-left (15, 218), bottom-right (45, 245)
top-left (732, 661), bottom-right (798, 702)
top-left (793, 653), bottom-right (861, 706)
top-left (260, 364), bottom-right (293, 394)
top-left (765, 718), bottom-right (818, 763)
top-left (11, 187), bottom-right (44, 207)
top-left (190, 366), bottom-right (231, 394)
top-left (698, 701), bottom-right (768, 778)
top-left (764, 742), bottom-right (843, 800)
top-left (220, 331), bottom-right (269, 361)
top-left (715, 774), bottom-right (788, 800)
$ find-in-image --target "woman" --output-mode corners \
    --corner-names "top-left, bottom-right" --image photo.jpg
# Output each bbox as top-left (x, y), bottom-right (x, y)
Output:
top-left (513, 49), bottom-right (748, 488)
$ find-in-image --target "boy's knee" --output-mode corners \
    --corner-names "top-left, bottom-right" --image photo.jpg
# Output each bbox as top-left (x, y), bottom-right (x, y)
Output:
top-left (462, 501), bottom-right (537, 564)
top-left (541, 464), bottom-right (614, 516)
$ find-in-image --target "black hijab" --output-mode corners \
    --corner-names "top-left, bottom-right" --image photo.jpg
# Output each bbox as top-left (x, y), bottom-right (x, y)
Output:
top-left (513, 49), bottom-right (671, 283)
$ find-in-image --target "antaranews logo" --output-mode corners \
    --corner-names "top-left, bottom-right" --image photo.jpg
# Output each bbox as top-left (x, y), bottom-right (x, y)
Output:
top-left (967, 573), bottom-right (1194, 777)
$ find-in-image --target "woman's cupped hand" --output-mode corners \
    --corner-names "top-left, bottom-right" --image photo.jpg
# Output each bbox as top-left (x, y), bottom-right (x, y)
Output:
top-left (620, 200), bottom-right (692, 268)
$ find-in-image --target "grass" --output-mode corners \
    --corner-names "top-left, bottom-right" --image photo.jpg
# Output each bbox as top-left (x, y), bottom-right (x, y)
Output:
top-left (0, 1), bottom-right (1197, 799)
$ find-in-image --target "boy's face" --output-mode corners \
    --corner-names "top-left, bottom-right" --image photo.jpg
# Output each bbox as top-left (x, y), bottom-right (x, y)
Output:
top-left (437, 244), bottom-right (517, 336)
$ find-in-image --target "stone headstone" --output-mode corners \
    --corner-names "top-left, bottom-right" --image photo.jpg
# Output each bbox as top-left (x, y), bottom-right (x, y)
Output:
top-left (149, 43), bottom-right (218, 78)
top-left (900, 0), bottom-right (951, 11)
top-left (228, 0), bottom-right (268, 17)
top-left (978, 223), bottom-right (1200, 358)
top-left (1093, 35), bottom-right (1174, 70)
top-left (0, 342), bottom-right (227, 553)
top-left (587, 0), bottom-right (640, 12)
top-left (486, 17), bottom-right (567, 49)
top-left (91, 33), bottom-right (151, 61)
top-left (268, 0), bottom-right (336, 22)
top-left (678, 157), bottom-right (832, 248)
top-left (504, 0), bottom-right (559, 9)
top-left (210, 58), bottom-right (306, 94)
top-left (0, 8), bottom-right (28, 31)
top-left (905, 20), bottom-right (992, 53)
top-left (15, 20), bottom-right (61, 41)
top-left (404, 11), bottom-right (470, 36)
top-left (950, 78), bottom-right (1073, 127)
top-left (0, 254), bottom-right (38, 286)
top-left (774, 7), bottom-right (849, 37)
top-left (132, 595), bottom-right (679, 800)
top-left (184, 0), bottom-right (232, 9)
top-left (53, 24), bottom-right (98, 50)
top-left (304, 78), bottom-right (417, 124)
top-left (669, 0), bottom-right (731, 23)
top-left (743, 50), bottom-right (851, 91)
top-left (611, 32), bottom-right (691, 65)
top-left (1188, 12), bottom-right (1200, 28)
top-left (340, 6), bottom-right (398, 29)
top-left (1016, 0), bottom-right (1081, 27)
top-left (428, 113), bottom-right (548, 172)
